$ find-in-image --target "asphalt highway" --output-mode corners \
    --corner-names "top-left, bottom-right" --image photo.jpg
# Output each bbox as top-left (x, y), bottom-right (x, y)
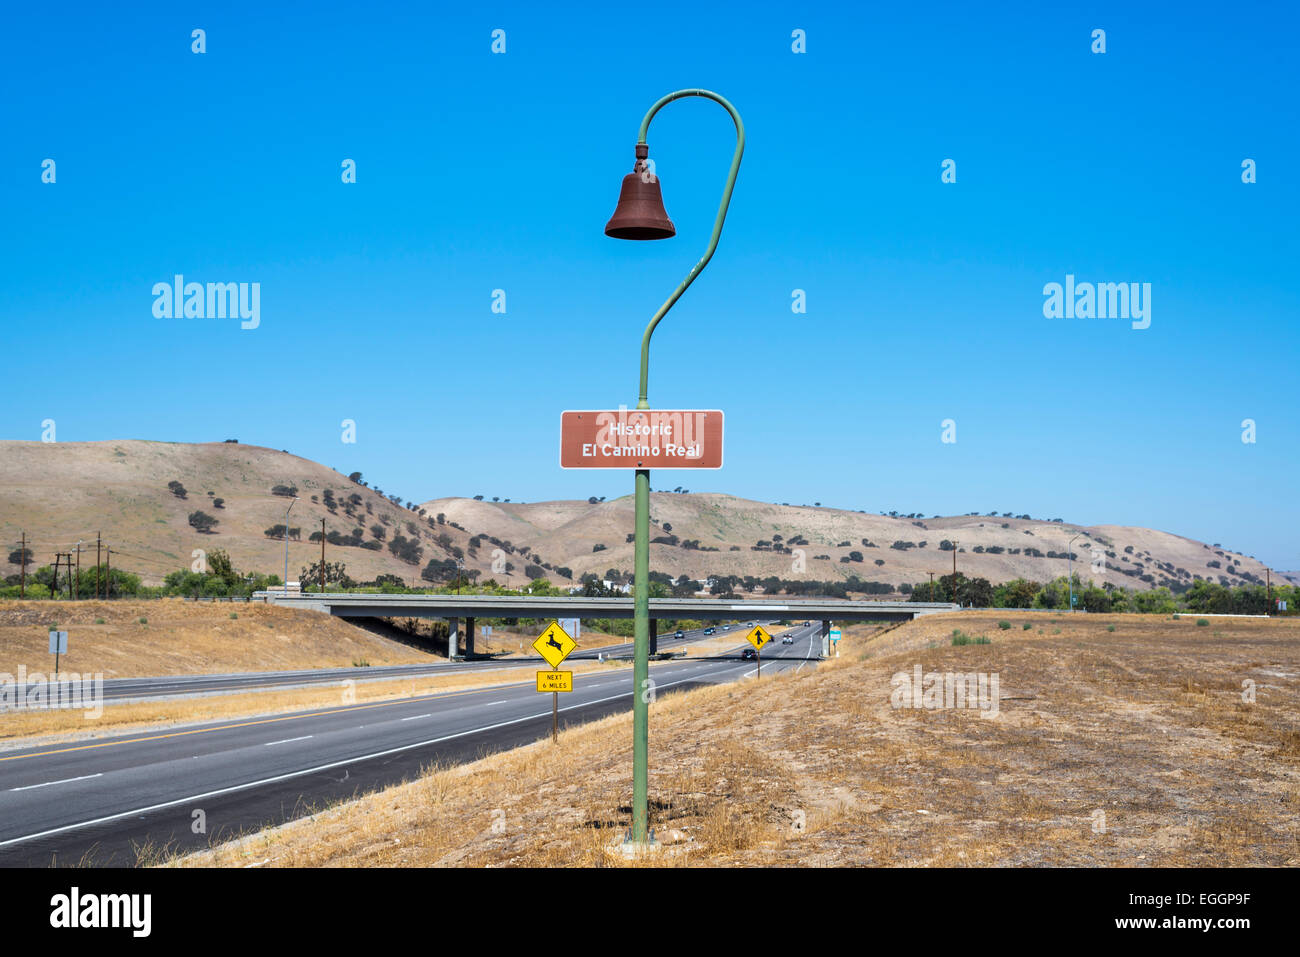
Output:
top-left (0, 622), bottom-right (822, 866)
top-left (89, 622), bottom-right (749, 702)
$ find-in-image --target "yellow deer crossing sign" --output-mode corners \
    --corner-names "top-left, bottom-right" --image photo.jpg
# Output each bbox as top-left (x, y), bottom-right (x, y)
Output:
top-left (532, 620), bottom-right (576, 669)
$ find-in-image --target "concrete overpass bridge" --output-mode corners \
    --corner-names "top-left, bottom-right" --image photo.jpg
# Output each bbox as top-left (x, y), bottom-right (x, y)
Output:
top-left (257, 593), bottom-right (958, 658)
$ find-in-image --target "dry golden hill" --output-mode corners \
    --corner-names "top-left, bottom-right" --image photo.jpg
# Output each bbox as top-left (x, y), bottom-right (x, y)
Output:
top-left (419, 492), bottom-right (1275, 593)
top-left (0, 439), bottom-right (1276, 594)
top-left (0, 440), bottom-right (485, 587)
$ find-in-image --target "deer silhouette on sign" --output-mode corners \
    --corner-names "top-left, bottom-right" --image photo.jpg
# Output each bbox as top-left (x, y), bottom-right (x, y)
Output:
top-left (545, 631), bottom-right (564, 653)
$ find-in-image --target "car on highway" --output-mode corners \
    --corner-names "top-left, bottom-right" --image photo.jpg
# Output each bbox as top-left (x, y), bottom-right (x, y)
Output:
top-left (703, 627), bottom-right (715, 635)
top-left (741, 647), bottom-right (757, 660)
top-left (782, 635), bottom-right (794, 644)
top-left (673, 630), bottom-right (685, 639)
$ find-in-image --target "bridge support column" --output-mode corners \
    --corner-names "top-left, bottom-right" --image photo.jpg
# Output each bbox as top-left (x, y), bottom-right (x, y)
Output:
top-left (649, 619), bottom-right (658, 656)
top-left (448, 617), bottom-right (460, 660)
top-left (465, 617), bottom-right (476, 658)
top-left (821, 620), bottom-right (831, 658)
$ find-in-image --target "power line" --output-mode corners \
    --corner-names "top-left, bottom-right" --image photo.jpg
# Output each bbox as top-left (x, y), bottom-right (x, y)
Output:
top-left (100, 548), bottom-right (185, 570)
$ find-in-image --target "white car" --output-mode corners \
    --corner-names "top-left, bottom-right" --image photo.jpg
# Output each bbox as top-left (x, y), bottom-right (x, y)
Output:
top-left (782, 635), bottom-right (794, 644)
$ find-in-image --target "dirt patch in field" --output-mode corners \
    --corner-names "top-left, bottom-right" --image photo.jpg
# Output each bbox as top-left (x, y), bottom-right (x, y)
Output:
top-left (0, 599), bottom-right (439, 678)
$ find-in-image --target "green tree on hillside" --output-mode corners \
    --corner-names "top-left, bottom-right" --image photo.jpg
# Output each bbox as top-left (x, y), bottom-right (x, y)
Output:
top-left (300, 560), bottom-right (353, 590)
top-left (206, 549), bottom-right (240, 590)
top-left (189, 511), bottom-right (219, 533)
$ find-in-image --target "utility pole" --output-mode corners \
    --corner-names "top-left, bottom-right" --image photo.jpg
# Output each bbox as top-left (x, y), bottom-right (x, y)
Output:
top-left (951, 540), bottom-right (958, 577)
top-left (928, 570), bottom-right (936, 601)
top-left (75, 541), bottom-right (81, 600)
top-left (96, 533), bottom-right (102, 599)
top-left (1267, 568), bottom-right (1272, 615)
top-left (320, 518), bottom-right (326, 592)
top-left (19, 532), bottom-right (26, 598)
top-left (283, 497), bottom-right (297, 595)
top-left (105, 546), bottom-right (111, 600)
top-left (1068, 532), bottom-right (1083, 613)
top-left (53, 552), bottom-right (73, 600)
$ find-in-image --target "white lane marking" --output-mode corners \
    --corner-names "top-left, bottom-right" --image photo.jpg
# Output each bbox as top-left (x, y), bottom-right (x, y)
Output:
top-left (400, 714), bottom-right (432, 722)
top-left (0, 678), bottom-right (705, 850)
top-left (484, 700), bottom-right (509, 706)
top-left (9, 773), bottom-right (103, 792)
top-left (795, 643), bottom-right (813, 672)
top-left (264, 735), bottom-right (313, 747)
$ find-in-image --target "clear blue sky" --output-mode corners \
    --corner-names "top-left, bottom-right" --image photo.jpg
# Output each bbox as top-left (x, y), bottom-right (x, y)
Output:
top-left (3, 2), bottom-right (1297, 568)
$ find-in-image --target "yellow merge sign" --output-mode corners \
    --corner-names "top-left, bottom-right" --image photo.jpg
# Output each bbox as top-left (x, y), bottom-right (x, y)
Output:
top-left (532, 620), bottom-right (576, 669)
top-left (745, 624), bottom-right (773, 650)
top-left (537, 671), bottom-right (573, 693)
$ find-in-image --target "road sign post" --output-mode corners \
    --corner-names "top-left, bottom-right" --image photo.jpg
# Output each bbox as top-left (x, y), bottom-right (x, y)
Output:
top-left (745, 625), bottom-right (772, 679)
top-left (48, 630), bottom-right (68, 676)
top-left (598, 88), bottom-right (745, 847)
top-left (533, 622), bottom-right (577, 744)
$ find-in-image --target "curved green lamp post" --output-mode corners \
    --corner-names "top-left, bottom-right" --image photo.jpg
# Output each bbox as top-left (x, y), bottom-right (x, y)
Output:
top-left (604, 88), bottom-right (744, 845)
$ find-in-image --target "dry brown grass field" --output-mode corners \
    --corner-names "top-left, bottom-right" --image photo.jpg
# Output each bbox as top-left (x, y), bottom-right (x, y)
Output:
top-left (177, 610), bottom-right (1300, 867)
top-left (0, 599), bottom-right (438, 678)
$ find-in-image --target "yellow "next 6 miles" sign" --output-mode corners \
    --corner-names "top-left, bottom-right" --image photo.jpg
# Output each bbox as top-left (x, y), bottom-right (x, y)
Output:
top-left (536, 671), bottom-right (573, 693)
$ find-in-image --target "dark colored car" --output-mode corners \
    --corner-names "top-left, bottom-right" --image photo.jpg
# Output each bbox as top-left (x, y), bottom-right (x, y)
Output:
top-left (703, 627), bottom-right (715, 635)
top-left (741, 647), bottom-right (757, 660)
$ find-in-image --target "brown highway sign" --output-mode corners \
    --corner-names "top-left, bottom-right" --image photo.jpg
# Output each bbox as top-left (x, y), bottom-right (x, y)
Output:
top-left (560, 409), bottom-right (723, 469)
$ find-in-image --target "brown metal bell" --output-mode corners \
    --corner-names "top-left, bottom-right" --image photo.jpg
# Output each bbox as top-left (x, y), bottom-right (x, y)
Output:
top-left (604, 148), bottom-right (675, 240)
